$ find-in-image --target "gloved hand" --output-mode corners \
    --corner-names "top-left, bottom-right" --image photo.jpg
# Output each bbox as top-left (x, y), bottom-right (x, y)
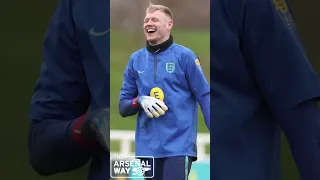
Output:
top-left (138, 96), bottom-right (168, 118)
top-left (72, 108), bottom-right (110, 152)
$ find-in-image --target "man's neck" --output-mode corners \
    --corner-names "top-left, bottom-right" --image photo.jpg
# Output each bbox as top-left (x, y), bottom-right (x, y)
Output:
top-left (149, 35), bottom-right (171, 46)
top-left (146, 35), bottom-right (174, 54)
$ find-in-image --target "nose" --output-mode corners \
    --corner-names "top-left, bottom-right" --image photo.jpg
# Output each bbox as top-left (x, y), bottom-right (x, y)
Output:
top-left (145, 20), bottom-right (154, 26)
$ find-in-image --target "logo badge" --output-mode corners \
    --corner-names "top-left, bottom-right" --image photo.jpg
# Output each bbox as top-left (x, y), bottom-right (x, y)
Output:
top-left (150, 87), bottom-right (164, 101)
top-left (195, 58), bottom-right (201, 67)
top-left (137, 70), bottom-right (145, 74)
top-left (273, 0), bottom-right (294, 29)
top-left (165, 62), bottom-right (175, 73)
top-left (195, 58), bottom-right (203, 71)
top-left (89, 28), bottom-right (110, 36)
top-left (110, 155), bottom-right (154, 179)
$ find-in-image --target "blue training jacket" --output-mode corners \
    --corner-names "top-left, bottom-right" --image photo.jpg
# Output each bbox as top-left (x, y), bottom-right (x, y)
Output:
top-left (120, 37), bottom-right (210, 160)
top-left (211, 0), bottom-right (320, 180)
top-left (28, 0), bottom-right (110, 179)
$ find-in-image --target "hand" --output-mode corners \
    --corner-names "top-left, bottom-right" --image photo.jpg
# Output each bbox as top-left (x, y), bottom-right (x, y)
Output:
top-left (138, 96), bottom-right (168, 118)
top-left (73, 108), bottom-right (110, 152)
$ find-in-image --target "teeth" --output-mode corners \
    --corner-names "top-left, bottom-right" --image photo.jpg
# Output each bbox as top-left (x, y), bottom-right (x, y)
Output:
top-left (147, 29), bottom-right (156, 33)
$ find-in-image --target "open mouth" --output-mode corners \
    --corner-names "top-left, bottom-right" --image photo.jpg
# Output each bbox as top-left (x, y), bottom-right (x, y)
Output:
top-left (146, 28), bottom-right (157, 34)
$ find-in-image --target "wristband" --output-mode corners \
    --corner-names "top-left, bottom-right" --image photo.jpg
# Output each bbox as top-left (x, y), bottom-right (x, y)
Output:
top-left (71, 114), bottom-right (96, 146)
top-left (132, 97), bottom-right (140, 108)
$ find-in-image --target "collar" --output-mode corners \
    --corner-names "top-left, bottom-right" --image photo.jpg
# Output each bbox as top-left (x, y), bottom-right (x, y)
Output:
top-left (146, 35), bottom-right (173, 54)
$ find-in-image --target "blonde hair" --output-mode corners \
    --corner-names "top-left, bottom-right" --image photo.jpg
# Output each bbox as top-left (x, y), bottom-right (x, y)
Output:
top-left (146, 2), bottom-right (173, 20)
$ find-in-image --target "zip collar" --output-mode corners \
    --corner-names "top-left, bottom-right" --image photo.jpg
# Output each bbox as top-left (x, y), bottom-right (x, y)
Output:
top-left (146, 35), bottom-right (173, 54)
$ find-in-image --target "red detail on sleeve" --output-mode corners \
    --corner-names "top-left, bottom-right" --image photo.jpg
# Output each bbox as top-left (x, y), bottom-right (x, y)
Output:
top-left (132, 97), bottom-right (140, 108)
top-left (71, 114), bottom-right (96, 146)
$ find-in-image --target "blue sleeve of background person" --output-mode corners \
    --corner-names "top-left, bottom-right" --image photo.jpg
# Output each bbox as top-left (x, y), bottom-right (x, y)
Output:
top-left (184, 51), bottom-right (210, 130)
top-left (236, 0), bottom-right (320, 111)
top-left (275, 99), bottom-right (320, 180)
top-left (28, 0), bottom-right (95, 176)
top-left (119, 55), bottom-right (139, 117)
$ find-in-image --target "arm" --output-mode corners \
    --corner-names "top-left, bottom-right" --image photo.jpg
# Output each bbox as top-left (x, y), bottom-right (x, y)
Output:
top-left (119, 98), bottom-right (139, 117)
top-left (184, 53), bottom-right (210, 131)
top-left (239, 0), bottom-right (320, 111)
top-left (119, 56), bottom-right (139, 117)
top-left (197, 93), bottom-right (210, 131)
top-left (28, 0), bottom-right (97, 176)
top-left (275, 98), bottom-right (320, 180)
top-left (29, 118), bottom-right (97, 176)
top-left (239, 0), bottom-right (320, 178)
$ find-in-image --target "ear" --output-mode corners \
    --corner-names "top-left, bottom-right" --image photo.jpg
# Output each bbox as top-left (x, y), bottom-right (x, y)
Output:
top-left (168, 20), bottom-right (173, 29)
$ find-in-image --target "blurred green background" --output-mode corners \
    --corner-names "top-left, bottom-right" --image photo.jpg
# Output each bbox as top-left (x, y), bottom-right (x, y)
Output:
top-left (0, 0), bottom-right (319, 180)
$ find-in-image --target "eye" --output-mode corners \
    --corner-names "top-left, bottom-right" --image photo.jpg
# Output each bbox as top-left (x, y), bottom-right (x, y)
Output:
top-left (152, 18), bottom-right (159, 22)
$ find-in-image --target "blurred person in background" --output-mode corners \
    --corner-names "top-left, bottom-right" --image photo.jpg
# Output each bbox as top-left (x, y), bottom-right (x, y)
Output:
top-left (27, 0), bottom-right (110, 179)
top-left (118, 2), bottom-right (210, 180)
top-left (211, 0), bottom-right (320, 180)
